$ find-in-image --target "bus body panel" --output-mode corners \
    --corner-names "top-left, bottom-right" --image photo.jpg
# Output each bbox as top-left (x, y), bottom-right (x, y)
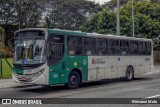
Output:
top-left (13, 28), bottom-right (153, 86)
top-left (48, 56), bottom-right (88, 85)
top-left (108, 56), bottom-right (118, 78)
top-left (47, 29), bottom-right (88, 85)
top-left (94, 56), bottom-right (108, 80)
top-left (117, 56), bottom-right (132, 77)
top-left (65, 56), bottom-right (88, 82)
top-left (144, 55), bottom-right (152, 73)
top-left (13, 63), bottom-right (49, 85)
top-left (88, 56), bottom-right (96, 81)
top-left (136, 56), bottom-right (145, 75)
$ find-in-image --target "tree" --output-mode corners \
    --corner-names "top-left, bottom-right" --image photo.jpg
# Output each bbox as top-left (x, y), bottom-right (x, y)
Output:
top-left (44, 0), bottom-right (102, 30)
top-left (81, 9), bottom-right (116, 34)
top-left (0, 26), bottom-right (4, 41)
top-left (102, 0), bottom-right (129, 10)
top-left (81, 0), bottom-right (160, 39)
top-left (0, 0), bottom-right (16, 25)
top-left (14, 0), bottom-right (44, 29)
top-left (102, 0), bottom-right (160, 10)
top-left (0, 26), bottom-right (13, 57)
top-left (120, 0), bottom-right (160, 38)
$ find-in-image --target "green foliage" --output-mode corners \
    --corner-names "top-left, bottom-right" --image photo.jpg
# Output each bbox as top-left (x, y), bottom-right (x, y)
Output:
top-left (81, 0), bottom-right (160, 39)
top-left (121, 0), bottom-right (160, 38)
top-left (0, 26), bottom-right (13, 58)
top-left (0, 26), bottom-right (4, 33)
top-left (14, 0), bottom-right (44, 29)
top-left (0, 26), bottom-right (5, 43)
top-left (153, 38), bottom-right (160, 49)
top-left (102, 0), bottom-right (129, 10)
top-left (81, 9), bottom-right (116, 34)
top-left (0, 0), bottom-right (16, 25)
top-left (0, 42), bottom-right (13, 58)
top-left (0, 58), bottom-right (13, 79)
top-left (0, 0), bottom-right (102, 39)
top-left (45, 0), bottom-right (102, 30)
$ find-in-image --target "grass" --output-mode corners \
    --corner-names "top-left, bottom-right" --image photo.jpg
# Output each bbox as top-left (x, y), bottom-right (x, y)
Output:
top-left (0, 58), bottom-right (13, 79)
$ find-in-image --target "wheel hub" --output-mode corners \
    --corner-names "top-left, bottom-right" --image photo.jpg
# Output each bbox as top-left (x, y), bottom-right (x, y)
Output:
top-left (127, 70), bottom-right (132, 79)
top-left (70, 75), bottom-right (77, 85)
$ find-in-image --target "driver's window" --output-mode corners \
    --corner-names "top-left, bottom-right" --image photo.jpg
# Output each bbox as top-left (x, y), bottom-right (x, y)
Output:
top-left (47, 34), bottom-right (64, 66)
top-left (49, 43), bottom-right (64, 58)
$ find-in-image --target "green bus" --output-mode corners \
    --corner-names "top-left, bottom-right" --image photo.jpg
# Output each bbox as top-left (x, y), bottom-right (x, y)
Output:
top-left (13, 28), bottom-right (153, 89)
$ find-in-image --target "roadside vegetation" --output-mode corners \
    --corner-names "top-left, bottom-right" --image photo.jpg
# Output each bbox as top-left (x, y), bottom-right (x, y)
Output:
top-left (0, 58), bottom-right (12, 79)
top-left (0, 0), bottom-right (159, 79)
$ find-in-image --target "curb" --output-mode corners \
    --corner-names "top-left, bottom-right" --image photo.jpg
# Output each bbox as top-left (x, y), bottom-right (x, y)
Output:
top-left (0, 79), bottom-right (23, 89)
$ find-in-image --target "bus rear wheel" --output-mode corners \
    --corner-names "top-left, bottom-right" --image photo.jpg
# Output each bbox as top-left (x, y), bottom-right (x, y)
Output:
top-left (66, 71), bottom-right (80, 89)
top-left (125, 67), bottom-right (134, 81)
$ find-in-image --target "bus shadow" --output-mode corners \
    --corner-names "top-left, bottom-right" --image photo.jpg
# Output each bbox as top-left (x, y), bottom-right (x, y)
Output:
top-left (20, 77), bottom-right (151, 94)
top-left (81, 77), bottom-right (151, 88)
top-left (14, 84), bottom-right (36, 88)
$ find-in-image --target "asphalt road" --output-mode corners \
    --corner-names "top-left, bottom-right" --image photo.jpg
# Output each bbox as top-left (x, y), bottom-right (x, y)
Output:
top-left (0, 68), bottom-right (160, 107)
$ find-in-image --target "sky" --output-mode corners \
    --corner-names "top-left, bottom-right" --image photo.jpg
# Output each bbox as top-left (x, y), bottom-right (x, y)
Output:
top-left (91, 0), bottom-right (111, 4)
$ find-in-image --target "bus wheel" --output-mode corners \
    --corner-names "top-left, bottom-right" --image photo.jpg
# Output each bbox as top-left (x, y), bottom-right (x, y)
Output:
top-left (66, 71), bottom-right (80, 89)
top-left (125, 67), bottom-right (134, 81)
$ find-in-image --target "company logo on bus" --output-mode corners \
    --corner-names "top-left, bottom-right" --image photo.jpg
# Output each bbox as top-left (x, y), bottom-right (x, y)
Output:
top-left (92, 58), bottom-right (105, 64)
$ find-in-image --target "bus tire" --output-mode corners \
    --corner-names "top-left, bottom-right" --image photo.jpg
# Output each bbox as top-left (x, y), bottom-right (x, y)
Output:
top-left (66, 71), bottom-right (80, 89)
top-left (125, 67), bottom-right (134, 81)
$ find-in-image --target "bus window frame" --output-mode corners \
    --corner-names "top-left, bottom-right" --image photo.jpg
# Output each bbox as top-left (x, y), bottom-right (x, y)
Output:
top-left (67, 35), bottom-right (83, 56)
top-left (47, 34), bottom-right (65, 66)
top-left (129, 40), bottom-right (138, 56)
top-left (146, 42), bottom-right (152, 56)
top-left (82, 37), bottom-right (96, 56)
top-left (138, 41), bottom-right (147, 56)
top-left (108, 39), bottom-right (120, 56)
top-left (120, 40), bottom-right (129, 56)
top-left (96, 37), bottom-right (108, 56)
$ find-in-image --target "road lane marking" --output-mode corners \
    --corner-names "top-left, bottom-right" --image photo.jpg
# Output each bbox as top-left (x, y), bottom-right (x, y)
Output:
top-left (146, 94), bottom-right (160, 98)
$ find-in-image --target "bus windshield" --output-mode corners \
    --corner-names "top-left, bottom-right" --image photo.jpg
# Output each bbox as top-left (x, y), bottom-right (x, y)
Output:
top-left (14, 39), bottom-right (46, 64)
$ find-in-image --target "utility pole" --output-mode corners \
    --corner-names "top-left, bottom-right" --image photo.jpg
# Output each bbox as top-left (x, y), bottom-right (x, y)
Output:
top-left (116, 0), bottom-right (120, 36)
top-left (132, 0), bottom-right (135, 37)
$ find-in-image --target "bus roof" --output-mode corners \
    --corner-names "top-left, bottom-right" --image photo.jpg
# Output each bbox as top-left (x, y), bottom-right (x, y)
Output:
top-left (15, 28), bottom-right (86, 36)
top-left (48, 28), bottom-right (86, 36)
top-left (14, 28), bottom-right (47, 34)
top-left (14, 28), bottom-right (152, 42)
top-left (87, 33), bottom-right (152, 42)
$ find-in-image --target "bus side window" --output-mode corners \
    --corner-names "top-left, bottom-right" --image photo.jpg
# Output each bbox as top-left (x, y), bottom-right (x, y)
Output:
top-left (130, 41), bottom-right (138, 55)
top-left (49, 43), bottom-right (64, 58)
top-left (83, 37), bottom-right (96, 55)
top-left (75, 37), bottom-right (82, 55)
top-left (120, 40), bottom-right (129, 55)
top-left (109, 39), bottom-right (119, 55)
top-left (96, 38), bottom-right (108, 55)
top-left (68, 36), bottom-right (82, 55)
top-left (68, 36), bottom-right (75, 55)
top-left (47, 34), bottom-right (64, 66)
top-left (146, 42), bottom-right (151, 55)
top-left (139, 42), bottom-right (147, 55)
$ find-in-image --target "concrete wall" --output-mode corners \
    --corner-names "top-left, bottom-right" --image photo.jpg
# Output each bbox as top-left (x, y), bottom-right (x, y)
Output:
top-left (154, 51), bottom-right (160, 62)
